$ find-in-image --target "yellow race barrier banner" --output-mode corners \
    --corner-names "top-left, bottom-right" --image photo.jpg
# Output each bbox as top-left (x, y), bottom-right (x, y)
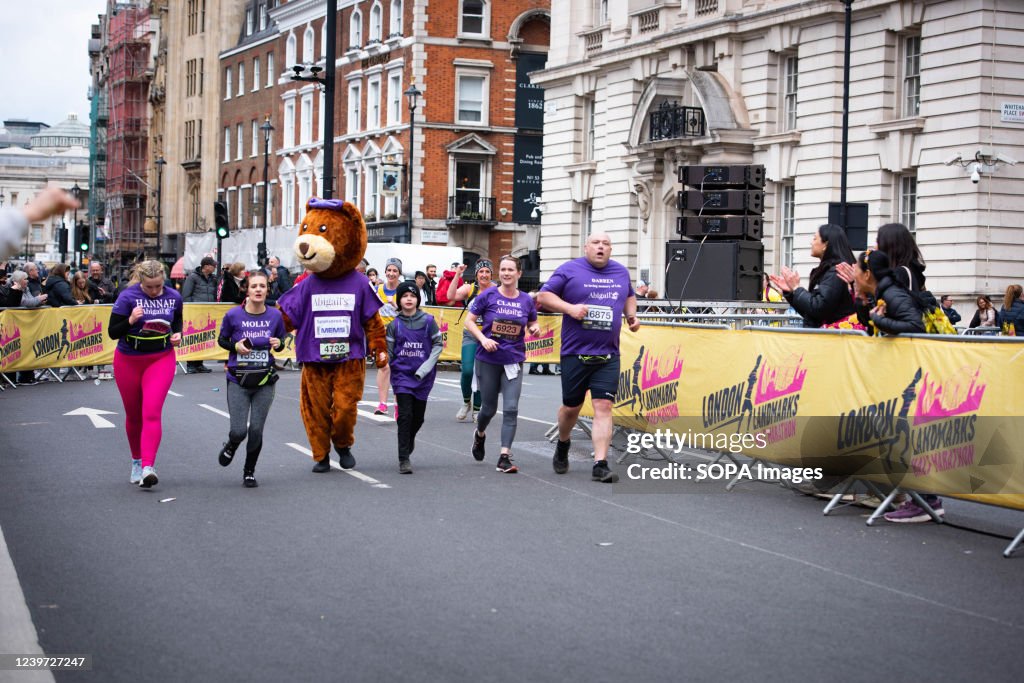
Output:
top-left (591, 326), bottom-right (1024, 510)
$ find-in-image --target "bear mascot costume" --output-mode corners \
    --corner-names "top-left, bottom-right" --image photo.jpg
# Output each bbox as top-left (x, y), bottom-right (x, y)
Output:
top-left (277, 198), bottom-right (387, 472)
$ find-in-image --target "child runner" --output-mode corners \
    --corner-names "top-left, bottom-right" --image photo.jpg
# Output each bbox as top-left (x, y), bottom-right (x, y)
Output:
top-left (108, 260), bottom-right (183, 488)
top-left (216, 271), bottom-right (286, 487)
top-left (464, 256), bottom-right (539, 473)
top-left (386, 281), bottom-right (443, 473)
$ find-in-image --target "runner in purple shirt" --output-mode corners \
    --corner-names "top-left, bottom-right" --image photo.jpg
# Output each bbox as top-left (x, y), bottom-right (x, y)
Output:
top-left (538, 233), bottom-right (641, 483)
top-left (464, 256), bottom-right (539, 474)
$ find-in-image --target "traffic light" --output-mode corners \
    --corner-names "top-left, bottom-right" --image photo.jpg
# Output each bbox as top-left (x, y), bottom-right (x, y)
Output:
top-left (213, 200), bottom-right (230, 239)
top-left (78, 221), bottom-right (90, 252)
top-left (57, 226), bottom-right (68, 254)
top-left (257, 241), bottom-right (267, 265)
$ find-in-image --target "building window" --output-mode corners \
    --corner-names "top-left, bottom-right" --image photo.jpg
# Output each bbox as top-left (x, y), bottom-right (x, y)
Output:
top-left (201, 0), bottom-right (206, 33)
top-left (267, 52), bottom-right (275, 88)
top-left (253, 57), bottom-right (260, 91)
top-left (237, 62), bottom-right (245, 97)
top-left (348, 82), bottom-right (362, 133)
top-left (300, 93), bottom-right (313, 145)
top-left (366, 164), bottom-right (379, 218)
top-left (782, 55), bottom-right (798, 131)
top-left (387, 71), bottom-right (402, 125)
top-left (246, 8), bottom-right (253, 36)
top-left (303, 26), bottom-right (315, 63)
top-left (460, 1), bottom-right (485, 35)
top-left (346, 167), bottom-right (360, 205)
top-left (321, 22), bottom-right (328, 59)
top-left (368, 78), bottom-right (381, 130)
top-left (584, 97), bottom-right (595, 160)
top-left (902, 35), bottom-right (921, 117)
top-left (197, 120), bottom-right (203, 159)
top-left (351, 11), bottom-right (363, 49)
top-left (780, 184), bottom-right (795, 268)
top-left (454, 161), bottom-right (483, 215)
top-left (899, 174), bottom-right (917, 234)
top-left (224, 126), bottom-right (230, 161)
top-left (225, 66), bottom-right (232, 100)
top-left (456, 73), bottom-right (486, 124)
top-left (251, 119), bottom-right (259, 157)
top-left (390, 0), bottom-right (403, 37)
top-left (190, 186), bottom-right (201, 231)
top-left (186, 59), bottom-right (196, 97)
top-left (237, 124), bottom-right (244, 160)
top-left (286, 33), bottom-right (297, 67)
top-left (580, 203), bottom-right (592, 255)
top-left (284, 100), bottom-right (295, 148)
top-left (187, 0), bottom-right (199, 35)
top-left (319, 91), bottom-right (325, 142)
top-left (298, 174), bottom-right (312, 210)
top-left (199, 58), bottom-right (205, 94)
top-left (593, 0), bottom-right (608, 25)
top-left (184, 120), bottom-right (195, 160)
top-left (282, 177), bottom-right (295, 226)
top-left (370, 3), bottom-right (383, 42)
top-left (259, 2), bottom-right (267, 31)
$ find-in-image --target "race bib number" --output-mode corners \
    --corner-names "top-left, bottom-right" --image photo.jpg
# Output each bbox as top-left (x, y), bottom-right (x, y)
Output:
top-left (315, 315), bottom-right (351, 338)
top-left (491, 319), bottom-right (522, 341)
top-left (237, 349), bottom-right (270, 368)
top-left (319, 341), bottom-right (350, 360)
top-left (582, 305), bottom-right (614, 331)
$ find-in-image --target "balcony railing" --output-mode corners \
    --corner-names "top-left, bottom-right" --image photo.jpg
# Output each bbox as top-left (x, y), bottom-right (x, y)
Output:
top-left (447, 195), bottom-right (497, 224)
top-left (648, 102), bottom-right (706, 141)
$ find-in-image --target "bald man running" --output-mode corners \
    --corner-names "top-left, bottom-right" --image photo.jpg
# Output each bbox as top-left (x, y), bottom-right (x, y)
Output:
top-left (537, 233), bottom-right (640, 483)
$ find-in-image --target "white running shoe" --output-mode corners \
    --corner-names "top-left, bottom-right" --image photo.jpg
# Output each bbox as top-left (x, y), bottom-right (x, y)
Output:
top-left (472, 409), bottom-right (479, 423)
top-left (130, 459), bottom-right (143, 484)
top-left (139, 466), bottom-right (158, 488)
top-left (456, 403), bottom-right (471, 421)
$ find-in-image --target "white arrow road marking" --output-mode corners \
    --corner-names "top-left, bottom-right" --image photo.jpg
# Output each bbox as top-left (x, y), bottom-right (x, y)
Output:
top-left (199, 404), bottom-right (231, 418)
top-left (286, 443), bottom-right (391, 488)
top-left (63, 407), bottom-right (117, 429)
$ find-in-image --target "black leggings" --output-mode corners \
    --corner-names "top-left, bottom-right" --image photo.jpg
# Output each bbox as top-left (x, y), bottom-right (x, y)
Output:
top-left (395, 393), bottom-right (428, 459)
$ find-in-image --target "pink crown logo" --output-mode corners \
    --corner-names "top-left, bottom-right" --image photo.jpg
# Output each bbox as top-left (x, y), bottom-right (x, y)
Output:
top-left (0, 323), bottom-right (19, 346)
top-left (641, 347), bottom-right (684, 389)
top-left (755, 355), bottom-right (808, 403)
top-left (185, 314), bottom-right (217, 336)
top-left (69, 315), bottom-right (102, 342)
top-left (913, 367), bottom-right (986, 426)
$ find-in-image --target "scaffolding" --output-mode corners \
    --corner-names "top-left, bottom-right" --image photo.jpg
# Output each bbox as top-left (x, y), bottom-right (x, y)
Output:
top-left (89, 85), bottom-right (108, 261)
top-left (105, 4), bottom-right (152, 265)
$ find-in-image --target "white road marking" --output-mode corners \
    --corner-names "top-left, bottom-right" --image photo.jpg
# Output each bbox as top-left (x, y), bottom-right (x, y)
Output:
top-left (168, 390), bottom-right (183, 397)
top-left (198, 404), bottom-right (231, 418)
top-left (356, 401), bottom-right (398, 422)
top-left (285, 443), bottom-right (391, 488)
top-left (63, 407), bottom-right (117, 429)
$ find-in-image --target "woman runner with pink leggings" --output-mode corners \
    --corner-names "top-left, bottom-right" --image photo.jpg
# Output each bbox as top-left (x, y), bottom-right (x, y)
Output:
top-left (108, 260), bottom-right (183, 488)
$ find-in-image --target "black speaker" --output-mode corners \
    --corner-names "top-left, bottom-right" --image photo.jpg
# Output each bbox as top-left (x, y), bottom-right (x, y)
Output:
top-left (678, 165), bottom-right (766, 188)
top-left (677, 189), bottom-right (764, 214)
top-left (665, 240), bottom-right (764, 301)
top-left (677, 216), bottom-right (763, 240)
top-left (828, 202), bottom-right (869, 251)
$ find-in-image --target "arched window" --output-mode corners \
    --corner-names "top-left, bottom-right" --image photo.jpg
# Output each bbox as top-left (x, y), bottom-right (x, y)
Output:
top-left (321, 22), bottom-right (328, 59)
top-left (286, 33), bottom-right (297, 67)
top-left (303, 26), bottom-right (315, 63)
top-left (350, 10), bottom-right (363, 49)
top-left (369, 3), bottom-right (383, 42)
top-left (389, 0), bottom-right (403, 37)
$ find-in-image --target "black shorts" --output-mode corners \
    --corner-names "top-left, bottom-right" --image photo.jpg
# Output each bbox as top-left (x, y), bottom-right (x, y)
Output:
top-left (560, 354), bottom-right (620, 408)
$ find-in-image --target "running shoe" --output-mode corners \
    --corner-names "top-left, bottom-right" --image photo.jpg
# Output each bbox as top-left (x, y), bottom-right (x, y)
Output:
top-left (472, 430), bottom-right (486, 462)
top-left (496, 454), bottom-right (518, 474)
top-left (218, 441), bottom-right (237, 467)
top-left (374, 402), bottom-right (388, 415)
top-left (592, 460), bottom-right (618, 483)
top-left (399, 459), bottom-right (413, 474)
top-left (139, 466), bottom-right (158, 488)
top-left (312, 457), bottom-right (331, 473)
top-left (883, 499), bottom-right (945, 523)
top-left (130, 459), bottom-right (143, 484)
top-left (472, 409), bottom-right (479, 423)
top-left (243, 470), bottom-right (258, 488)
top-left (456, 402), bottom-right (471, 421)
top-left (553, 439), bottom-right (571, 474)
top-left (337, 447), bottom-right (356, 470)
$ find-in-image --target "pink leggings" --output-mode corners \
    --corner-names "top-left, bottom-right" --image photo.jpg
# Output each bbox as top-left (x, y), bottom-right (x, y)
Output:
top-left (113, 349), bottom-right (176, 467)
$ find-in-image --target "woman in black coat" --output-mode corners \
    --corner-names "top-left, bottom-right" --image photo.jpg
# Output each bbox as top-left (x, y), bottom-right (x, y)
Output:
top-left (769, 224), bottom-right (856, 327)
top-left (997, 284), bottom-right (1024, 336)
top-left (44, 263), bottom-right (78, 307)
top-left (853, 250), bottom-right (925, 335)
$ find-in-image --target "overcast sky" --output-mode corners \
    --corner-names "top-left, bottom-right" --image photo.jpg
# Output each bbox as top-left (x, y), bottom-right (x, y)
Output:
top-left (0, 1), bottom-right (109, 128)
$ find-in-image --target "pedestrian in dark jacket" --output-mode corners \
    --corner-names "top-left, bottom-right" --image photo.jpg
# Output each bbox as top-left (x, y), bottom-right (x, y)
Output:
top-left (853, 250), bottom-right (925, 335)
top-left (997, 284), bottom-right (1024, 336)
top-left (219, 262), bottom-right (247, 304)
top-left (44, 264), bottom-right (78, 307)
top-left (182, 256), bottom-right (219, 373)
top-left (268, 256), bottom-right (291, 294)
top-left (0, 269), bottom-right (28, 307)
top-left (939, 296), bottom-right (961, 325)
top-left (87, 262), bottom-right (116, 304)
top-left (769, 223), bottom-right (856, 327)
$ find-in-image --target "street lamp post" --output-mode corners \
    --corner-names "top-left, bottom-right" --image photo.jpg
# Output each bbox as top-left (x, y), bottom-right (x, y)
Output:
top-left (155, 156), bottom-right (166, 260)
top-left (260, 117), bottom-right (274, 267)
top-left (71, 183), bottom-right (81, 267)
top-left (403, 85), bottom-right (421, 240)
top-left (289, 0), bottom-right (337, 198)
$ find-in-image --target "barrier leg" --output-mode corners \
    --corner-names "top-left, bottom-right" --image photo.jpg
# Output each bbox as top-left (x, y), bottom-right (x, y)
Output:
top-left (1, 374), bottom-right (15, 389)
top-left (906, 490), bottom-right (944, 524)
top-left (1003, 528), bottom-right (1024, 558)
top-left (866, 488), bottom-right (903, 526)
top-left (822, 479), bottom-right (856, 516)
top-left (176, 361), bottom-right (187, 375)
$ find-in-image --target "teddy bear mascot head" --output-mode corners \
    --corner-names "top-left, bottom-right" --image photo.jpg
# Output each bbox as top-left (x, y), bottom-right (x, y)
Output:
top-left (277, 198), bottom-right (387, 472)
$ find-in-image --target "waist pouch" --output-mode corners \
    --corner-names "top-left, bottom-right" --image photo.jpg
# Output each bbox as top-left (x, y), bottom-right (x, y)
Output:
top-left (578, 354), bottom-right (613, 366)
top-left (230, 365), bottom-right (279, 388)
top-left (126, 334), bottom-right (170, 353)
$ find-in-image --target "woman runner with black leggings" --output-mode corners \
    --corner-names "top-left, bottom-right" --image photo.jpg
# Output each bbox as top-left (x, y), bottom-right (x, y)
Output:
top-left (216, 271), bottom-right (286, 487)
